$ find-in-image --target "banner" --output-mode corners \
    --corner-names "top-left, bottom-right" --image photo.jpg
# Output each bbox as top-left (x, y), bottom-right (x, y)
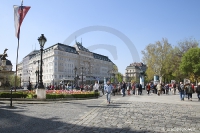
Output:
top-left (14, 5), bottom-right (31, 39)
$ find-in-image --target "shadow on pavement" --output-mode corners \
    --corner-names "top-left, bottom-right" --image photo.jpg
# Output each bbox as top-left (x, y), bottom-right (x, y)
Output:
top-left (0, 107), bottom-right (154, 133)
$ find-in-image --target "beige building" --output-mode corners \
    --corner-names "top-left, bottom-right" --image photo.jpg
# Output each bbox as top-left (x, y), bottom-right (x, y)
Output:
top-left (17, 42), bottom-right (114, 87)
top-left (124, 62), bottom-right (147, 82)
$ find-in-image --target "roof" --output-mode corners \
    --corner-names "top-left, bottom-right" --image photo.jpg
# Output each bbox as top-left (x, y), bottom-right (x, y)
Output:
top-left (75, 42), bottom-right (90, 52)
top-left (24, 42), bottom-right (112, 62)
top-left (56, 43), bottom-right (78, 54)
top-left (24, 50), bottom-right (40, 59)
top-left (93, 53), bottom-right (111, 62)
top-left (0, 55), bottom-right (12, 65)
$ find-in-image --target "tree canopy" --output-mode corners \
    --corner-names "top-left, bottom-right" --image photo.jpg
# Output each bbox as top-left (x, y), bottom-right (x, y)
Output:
top-left (180, 47), bottom-right (200, 82)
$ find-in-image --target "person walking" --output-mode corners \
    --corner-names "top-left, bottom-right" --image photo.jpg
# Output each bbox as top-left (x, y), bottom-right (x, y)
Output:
top-left (127, 82), bottom-right (131, 95)
top-left (135, 82), bottom-right (139, 95)
top-left (122, 81), bottom-right (126, 97)
top-left (178, 82), bottom-right (185, 101)
top-left (104, 81), bottom-right (113, 104)
top-left (146, 83), bottom-right (150, 95)
top-left (196, 82), bottom-right (200, 101)
top-left (93, 81), bottom-right (99, 98)
top-left (173, 83), bottom-right (176, 95)
top-left (156, 83), bottom-right (162, 96)
top-left (132, 82), bottom-right (135, 95)
top-left (185, 83), bottom-right (193, 101)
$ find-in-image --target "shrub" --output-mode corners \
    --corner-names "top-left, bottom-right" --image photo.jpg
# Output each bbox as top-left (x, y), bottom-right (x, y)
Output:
top-left (0, 92), bottom-right (27, 98)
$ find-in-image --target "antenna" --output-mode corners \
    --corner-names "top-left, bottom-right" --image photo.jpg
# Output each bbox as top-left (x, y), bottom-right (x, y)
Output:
top-left (81, 38), bottom-right (82, 45)
top-left (32, 45), bottom-right (33, 51)
top-left (75, 36), bottom-right (77, 43)
top-left (35, 43), bottom-right (36, 50)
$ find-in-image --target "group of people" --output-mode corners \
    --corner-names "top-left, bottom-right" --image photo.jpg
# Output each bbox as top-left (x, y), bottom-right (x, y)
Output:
top-left (103, 81), bottom-right (143, 104)
top-left (102, 80), bottom-right (200, 104)
top-left (146, 82), bottom-right (200, 101)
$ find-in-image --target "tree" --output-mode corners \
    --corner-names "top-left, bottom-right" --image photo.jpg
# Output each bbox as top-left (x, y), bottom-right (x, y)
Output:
top-left (115, 72), bottom-right (123, 83)
top-left (142, 38), bottom-right (172, 83)
top-left (171, 38), bottom-right (199, 82)
top-left (8, 75), bottom-right (20, 87)
top-left (180, 47), bottom-right (200, 84)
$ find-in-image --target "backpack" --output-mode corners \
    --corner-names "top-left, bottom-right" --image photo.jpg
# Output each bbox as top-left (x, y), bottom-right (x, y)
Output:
top-left (187, 85), bottom-right (192, 93)
top-left (180, 84), bottom-right (184, 90)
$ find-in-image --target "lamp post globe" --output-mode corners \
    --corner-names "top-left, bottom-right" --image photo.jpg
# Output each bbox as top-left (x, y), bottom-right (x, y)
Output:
top-left (38, 34), bottom-right (47, 48)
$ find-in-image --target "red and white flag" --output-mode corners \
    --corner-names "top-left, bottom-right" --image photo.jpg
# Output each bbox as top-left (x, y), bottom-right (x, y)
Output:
top-left (13, 5), bottom-right (31, 39)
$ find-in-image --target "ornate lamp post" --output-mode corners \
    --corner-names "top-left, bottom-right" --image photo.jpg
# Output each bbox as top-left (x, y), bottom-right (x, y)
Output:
top-left (35, 70), bottom-right (38, 87)
top-left (74, 67), bottom-right (77, 88)
top-left (36, 34), bottom-right (47, 99)
top-left (81, 67), bottom-right (84, 91)
top-left (27, 70), bottom-right (32, 90)
top-left (19, 74), bottom-right (22, 88)
top-left (37, 34), bottom-right (46, 88)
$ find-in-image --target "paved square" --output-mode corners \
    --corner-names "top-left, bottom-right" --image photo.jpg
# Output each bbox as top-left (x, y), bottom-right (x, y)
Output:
top-left (0, 91), bottom-right (200, 133)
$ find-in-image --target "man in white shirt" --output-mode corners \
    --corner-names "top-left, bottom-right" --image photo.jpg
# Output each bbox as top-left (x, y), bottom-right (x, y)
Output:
top-left (93, 81), bottom-right (99, 98)
top-left (104, 81), bottom-right (113, 104)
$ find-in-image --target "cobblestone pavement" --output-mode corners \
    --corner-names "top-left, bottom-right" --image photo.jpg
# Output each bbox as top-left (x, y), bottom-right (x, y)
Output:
top-left (0, 91), bottom-right (200, 133)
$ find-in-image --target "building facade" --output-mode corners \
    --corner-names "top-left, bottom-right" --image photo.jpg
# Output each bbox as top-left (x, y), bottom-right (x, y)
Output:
top-left (124, 62), bottom-right (147, 82)
top-left (17, 42), bottom-right (114, 87)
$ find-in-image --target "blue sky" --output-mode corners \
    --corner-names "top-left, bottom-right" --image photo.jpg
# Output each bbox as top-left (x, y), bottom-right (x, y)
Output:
top-left (1, 0), bottom-right (200, 74)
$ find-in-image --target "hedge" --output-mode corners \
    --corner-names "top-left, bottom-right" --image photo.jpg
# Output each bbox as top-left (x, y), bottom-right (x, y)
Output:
top-left (0, 92), bottom-right (27, 98)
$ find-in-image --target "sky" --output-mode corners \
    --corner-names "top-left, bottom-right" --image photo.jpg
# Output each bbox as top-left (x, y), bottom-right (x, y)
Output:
top-left (1, 0), bottom-right (200, 74)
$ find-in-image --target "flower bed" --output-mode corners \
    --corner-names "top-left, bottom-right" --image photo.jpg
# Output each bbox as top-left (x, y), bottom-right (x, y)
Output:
top-left (0, 90), bottom-right (99, 99)
top-left (46, 90), bottom-right (99, 99)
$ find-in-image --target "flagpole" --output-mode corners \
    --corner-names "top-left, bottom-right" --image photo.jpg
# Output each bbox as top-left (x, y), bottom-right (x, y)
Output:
top-left (11, 1), bottom-right (23, 107)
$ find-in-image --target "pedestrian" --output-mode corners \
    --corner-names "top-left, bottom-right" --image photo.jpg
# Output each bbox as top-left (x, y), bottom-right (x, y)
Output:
top-left (127, 82), bottom-right (131, 95)
top-left (156, 83), bottom-right (161, 96)
top-left (101, 84), bottom-right (104, 95)
top-left (146, 83), bottom-right (150, 95)
top-left (139, 83), bottom-right (142, 95)
top-left (173, 83), bottom-right (176, 95)
top-left (165, 84), bottom-right (169, 95)
top-left (185, 83), bottom-right (193, 101)
top-left (104, 81), bottom-right (113, 104)
top-left (122, 81), bottom-right (126, 97)
top-left (135, 82), bottom-right (139, 95)
top-left (93, 81), bottom-right (99, 98)
top-left (132, 83), bottom-right (135, 95)
top-left (178, 82), bottom-right (185, 101)
top-left (196, 82), bottom-right (200, 101)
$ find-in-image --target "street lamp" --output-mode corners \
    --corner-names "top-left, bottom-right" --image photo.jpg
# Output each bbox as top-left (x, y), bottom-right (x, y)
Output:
top-left (27, 70), bottom-right (32, 90)
top-left (34, 60), bottom-right (40, 86)
top-left (19, 74), bottom-right (22, 88)
top-left (35, 70), bottom-right (38, 88)
top-left (74, 67), bottom-right (77, 88)
top-left (81, 67), bottom-right (84, 91)
top-left (37, 34), bottom-right (46, 89)
top-left (52, 75), bottom-right (54, 86)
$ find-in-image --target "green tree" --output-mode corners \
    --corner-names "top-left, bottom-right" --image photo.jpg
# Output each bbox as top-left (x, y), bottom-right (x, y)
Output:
top-left (8, 75), bottom-right (20, 87)
top-left (171, 38), bottom-right (199, 82)
top-left (142, 38), bottom-right (172, 83)
top-left (115, 72), bottom-right (123, 83)
top-left (180, 47), bottom-right (200, 84)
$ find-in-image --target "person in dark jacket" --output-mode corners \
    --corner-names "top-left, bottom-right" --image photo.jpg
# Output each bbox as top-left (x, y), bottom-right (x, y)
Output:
top-left (196, 82), bottom-right (200, 101)
top-left (139, 84), bottom-right (142, 95)
top-left (185, 83), bottom-right (193, 101)
top-left (122, 81), bottom-right (126, 97)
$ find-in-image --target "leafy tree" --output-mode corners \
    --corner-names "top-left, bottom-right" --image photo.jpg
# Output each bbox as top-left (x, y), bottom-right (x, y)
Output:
top-left (180, 47), bottom-right (200, 84)
top-left (115, 72), bottom-right (123, 83)
top-left (142, 38), bottom-right (172, 83)
top-left (8, 75), bottom-right (20, 87)
top-left (170, 38), bottom-right (199, 82)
